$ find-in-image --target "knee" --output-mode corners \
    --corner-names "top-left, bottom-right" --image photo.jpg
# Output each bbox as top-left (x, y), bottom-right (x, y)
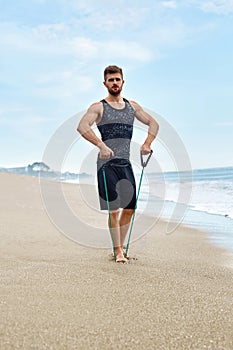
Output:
top-left (109, 209), bottom-right (120, 221)
top-left (122, 209), bottom-right (134, 217)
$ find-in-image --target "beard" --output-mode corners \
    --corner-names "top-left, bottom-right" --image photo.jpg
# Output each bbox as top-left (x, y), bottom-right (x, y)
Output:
top-left (108, 85), bottom-right (123, 96)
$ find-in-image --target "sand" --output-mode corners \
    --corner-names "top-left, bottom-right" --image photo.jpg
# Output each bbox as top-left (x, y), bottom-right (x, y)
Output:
top-left (0, 172), bottom-right (233, 350)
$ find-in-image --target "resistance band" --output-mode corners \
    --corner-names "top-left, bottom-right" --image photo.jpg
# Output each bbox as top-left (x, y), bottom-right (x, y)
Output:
top-left (102, 167), bottom-right (116, 261)
top-left (125, 150), bottom-right (153, 256)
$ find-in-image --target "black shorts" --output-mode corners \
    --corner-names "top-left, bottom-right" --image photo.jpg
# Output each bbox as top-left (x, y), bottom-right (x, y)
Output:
top-left (97, 158), bottom-right (136, 211)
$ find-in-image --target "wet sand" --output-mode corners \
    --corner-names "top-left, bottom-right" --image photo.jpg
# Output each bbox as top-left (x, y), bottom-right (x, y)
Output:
top-left (0, 172), bottom-right (233, 350)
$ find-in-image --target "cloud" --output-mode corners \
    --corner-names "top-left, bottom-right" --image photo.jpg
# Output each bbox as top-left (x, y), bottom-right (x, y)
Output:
top-left (0, 113), bottom-right (50, 126)
top-left (161, 1), bottom-right (177, 9)
top-left (0, 10), bottom-right (220, 115)
top-left (0, 1), bottom-right (225, 105)
top-left (0, 21), bottom-right (153, 62)
top-left (214, 122), bottom-right (233, 126)
top-left (34, 72), bottom-right (96, 99)
top-left (0, 20), bottom-right (156, 102)
top-left (1, 0), bottom-right (219, 67)
top-left (0, 106), bottom-right (30, 115)
top-left (0, 20), bottom-right (156, 104)
top-left (190, 0), bottom-right (233, 15)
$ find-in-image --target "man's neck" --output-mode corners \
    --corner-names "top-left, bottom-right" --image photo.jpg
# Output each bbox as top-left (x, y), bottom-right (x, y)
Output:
top-left (105, 95), bottom-right (124, 103)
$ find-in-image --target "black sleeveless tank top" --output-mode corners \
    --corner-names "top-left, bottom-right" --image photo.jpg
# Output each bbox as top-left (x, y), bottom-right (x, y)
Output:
top-left (97, 98), bottom-right (135, 169)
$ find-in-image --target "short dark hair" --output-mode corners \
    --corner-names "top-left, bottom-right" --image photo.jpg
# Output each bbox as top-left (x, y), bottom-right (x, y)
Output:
top-left (104, 65), bottom-right (123, 81)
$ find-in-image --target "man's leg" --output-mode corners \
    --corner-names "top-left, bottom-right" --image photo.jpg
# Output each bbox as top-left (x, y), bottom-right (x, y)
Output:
top-left (119, 208), bottom-right (134, 251)
top-left (109, 209), bottom-right (128, 262)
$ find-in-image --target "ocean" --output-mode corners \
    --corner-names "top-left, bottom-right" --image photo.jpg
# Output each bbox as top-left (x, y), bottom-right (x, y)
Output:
top-left (137, 166), bottom-right (233, 252)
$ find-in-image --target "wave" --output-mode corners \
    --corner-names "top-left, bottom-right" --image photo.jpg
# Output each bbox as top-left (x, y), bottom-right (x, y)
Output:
top-left (143, 166), bottom-right (233, 219)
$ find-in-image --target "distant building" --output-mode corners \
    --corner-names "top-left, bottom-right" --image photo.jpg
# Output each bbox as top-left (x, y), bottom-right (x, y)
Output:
top-left (27, 162), bottom-right (50, 173)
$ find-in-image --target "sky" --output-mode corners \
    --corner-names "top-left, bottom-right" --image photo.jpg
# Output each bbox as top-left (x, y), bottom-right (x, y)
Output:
top-left (0, 0), bottom-right (233, 173)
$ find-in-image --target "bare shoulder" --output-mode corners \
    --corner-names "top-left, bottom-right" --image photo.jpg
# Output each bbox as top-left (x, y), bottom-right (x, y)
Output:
top-left (88, 101), bottom-right (103, 113)
top-left (83, 101), bottom-right (103, 124)
top-left (128, 100), bottom-right (156, 124)
top-left (128, 100), bottom-right (142, 111)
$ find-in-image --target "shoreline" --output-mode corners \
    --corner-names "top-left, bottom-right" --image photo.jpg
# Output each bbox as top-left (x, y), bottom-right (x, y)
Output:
top-left (64, 177), bottom-right (233, 255)
top-left (1, 172), bottom-right (233, 349)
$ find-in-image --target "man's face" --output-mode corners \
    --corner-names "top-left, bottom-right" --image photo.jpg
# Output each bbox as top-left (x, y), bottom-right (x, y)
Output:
top-left (104, 73), bottom-right (124, 96)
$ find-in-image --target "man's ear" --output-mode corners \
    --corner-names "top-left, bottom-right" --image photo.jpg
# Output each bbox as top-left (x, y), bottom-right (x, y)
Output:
top-left (103, 81), bottom-right (106, 87)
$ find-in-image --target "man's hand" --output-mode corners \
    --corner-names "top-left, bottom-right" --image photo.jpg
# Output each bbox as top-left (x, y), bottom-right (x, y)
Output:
top-left (98, 142), bottom-right (114, 159)
top-left (141, 143), bottom-right (151, 155)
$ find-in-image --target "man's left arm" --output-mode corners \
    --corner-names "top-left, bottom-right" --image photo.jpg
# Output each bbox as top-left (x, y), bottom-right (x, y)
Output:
top-left (131, 101), bottom-right (159, 155)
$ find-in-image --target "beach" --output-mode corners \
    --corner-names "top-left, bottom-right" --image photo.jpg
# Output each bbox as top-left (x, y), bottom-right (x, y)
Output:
top-left (0, 172), bottom-right (233, 350)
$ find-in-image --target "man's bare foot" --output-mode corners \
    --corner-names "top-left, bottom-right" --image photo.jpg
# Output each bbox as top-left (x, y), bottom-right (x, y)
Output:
top-left (120, 246), bottom-right (130, 259)
top-left (122, 247), bottom-right (138, 261)
top-left (114, 247), bottom-right (128, 263)
top-left (111, 250), bottom-right (129, 260)
top-left (116, 254), bottom-right (128, 263)
top-left (122, 249), bottom-right (129, 259)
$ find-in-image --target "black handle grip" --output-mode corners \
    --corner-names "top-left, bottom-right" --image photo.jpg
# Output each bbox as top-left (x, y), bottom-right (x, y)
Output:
top-left (140, 150), bottom-right (153, 168)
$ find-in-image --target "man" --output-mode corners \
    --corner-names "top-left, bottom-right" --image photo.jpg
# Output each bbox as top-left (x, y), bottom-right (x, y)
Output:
top-left (77, 65), bottom-right (159, 263)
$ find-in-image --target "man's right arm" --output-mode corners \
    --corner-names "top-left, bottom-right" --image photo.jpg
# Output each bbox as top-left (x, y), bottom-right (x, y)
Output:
top-left (77, 103), bottom-right (114, 159)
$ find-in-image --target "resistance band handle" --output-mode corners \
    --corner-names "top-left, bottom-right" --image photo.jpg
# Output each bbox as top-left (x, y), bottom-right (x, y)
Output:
top-left (140, 150), bottom-right (153, 168)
